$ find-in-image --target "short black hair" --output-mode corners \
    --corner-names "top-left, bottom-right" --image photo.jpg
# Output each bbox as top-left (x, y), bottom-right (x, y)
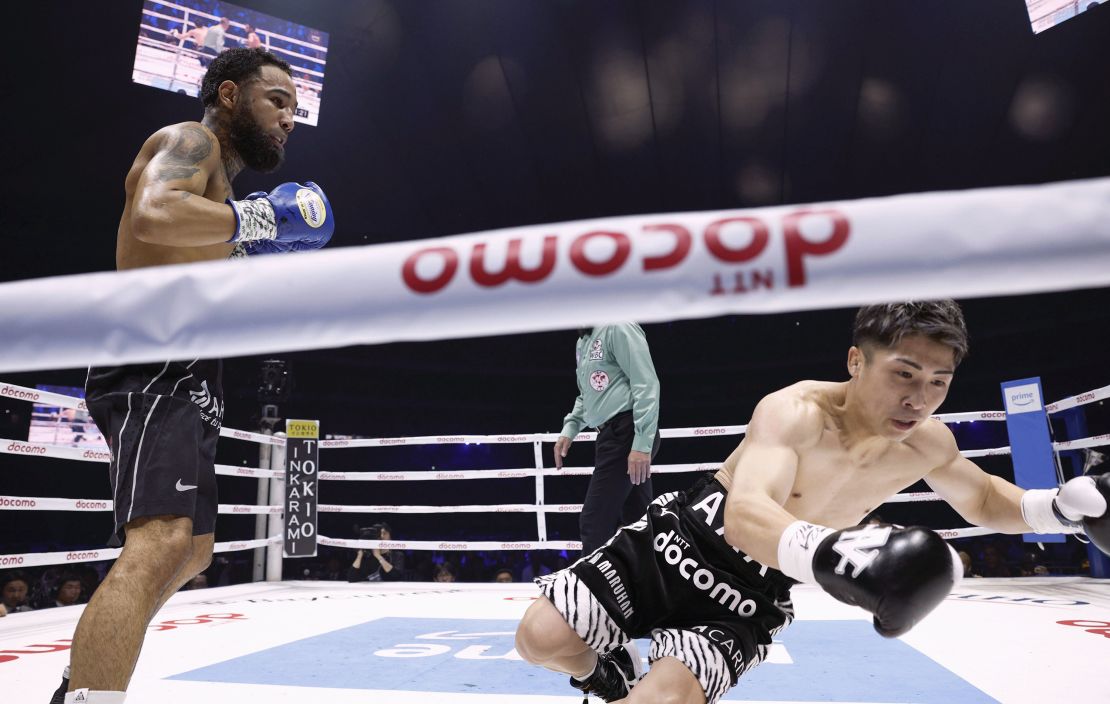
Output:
top-left (200, 47), bottom-right (292, 108)
top-left (853, 300), bottom-right (969, 367)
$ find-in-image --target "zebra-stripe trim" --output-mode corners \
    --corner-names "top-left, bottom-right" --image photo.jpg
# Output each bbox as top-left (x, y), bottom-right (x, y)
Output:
top-left (650, 627), bottom-right (741, 704)
top-left (536, 570), bottom-right (628, 655)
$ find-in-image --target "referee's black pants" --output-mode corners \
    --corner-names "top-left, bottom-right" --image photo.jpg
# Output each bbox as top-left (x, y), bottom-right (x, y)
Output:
top-left (579, 410), bottom-right (662, 554)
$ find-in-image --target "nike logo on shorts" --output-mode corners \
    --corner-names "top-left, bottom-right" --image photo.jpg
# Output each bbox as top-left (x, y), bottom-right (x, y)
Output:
top-left (176, 479), bottom-right (198, 491)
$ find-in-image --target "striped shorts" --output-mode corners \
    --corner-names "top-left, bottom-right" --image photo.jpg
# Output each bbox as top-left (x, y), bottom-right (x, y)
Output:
top-left (537, 480), bottom-right (795, 704)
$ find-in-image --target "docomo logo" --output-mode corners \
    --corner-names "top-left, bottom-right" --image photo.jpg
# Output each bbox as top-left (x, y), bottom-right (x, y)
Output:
top-left (5, 441), bottom-right (47, 456)
top-left (496, 435), bottom-right (529, 442)
top-left (978, 412), bottom-right (1006, 420)
top-left (500, 542), bottom-right (533, 550)
top-left (377, 474), bottom-right (406, 481)
top-left (67, 551), bottom-right (103, 562)
top-left (401, 211), bottom-right (850, 294)
top-left (231, 430), bottom-right (254, 440)
top-left (75, 500), bottom-right (108, 510)
top-left (437, 542), bottom-right (467, 550)
top-left (82, 449), bottom-right (111, 461)
top-left (0, 385), bottom-right (40, 402)
top-left (378, 438), bottom-right (407, 446)
top-left (693, 427), bottom-right (728, 436)
top-left (1076, 392), bottom-right (1097, 403)
top-left (227, 542), bottom-right (249, 551)
top-left (322, 440), bottom-right (350, 447)
top-left (497, 471), bottom-right (528, 478)
top-left (0, 555), bottom-right (25, 566)
top-left (935, 529), bottom-right (963, 539)
top-left (232, 506), bottom-right (253, 513)
top-left (435, 472), bottom-right (465, 480)
top-left (436, 436), bottom-right (466, 443)
top-left (654, 529), bottom-right (758, 617)
top-left (0, 497), bottom-right (37, 508)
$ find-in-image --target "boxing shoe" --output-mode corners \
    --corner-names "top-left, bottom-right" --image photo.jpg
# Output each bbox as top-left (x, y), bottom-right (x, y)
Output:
top-left (570, 640), bottom-right (643, 702)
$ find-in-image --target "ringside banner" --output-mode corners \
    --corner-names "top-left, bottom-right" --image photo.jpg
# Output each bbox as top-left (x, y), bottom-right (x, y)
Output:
top-left (284, 419), bottom-right (319, 558)
top-left (2, 177), bottom-right (1109, 372)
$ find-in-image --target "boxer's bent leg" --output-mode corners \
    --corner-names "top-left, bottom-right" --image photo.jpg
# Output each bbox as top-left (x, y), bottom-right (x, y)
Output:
top-left (519, 568), bottom-right (632, 678)
top-left (515, 596), bottom-right (598, 678)
top-left (69, 515), bottom-right (196, 691)
top-left (614, 656), bottom-right (706, 704)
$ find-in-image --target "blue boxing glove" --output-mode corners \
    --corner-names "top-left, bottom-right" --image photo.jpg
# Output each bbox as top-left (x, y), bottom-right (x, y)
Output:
top-left (778, 521), bottom-right (961, 638)
top-left (227, 182), bottom-right (334, 251)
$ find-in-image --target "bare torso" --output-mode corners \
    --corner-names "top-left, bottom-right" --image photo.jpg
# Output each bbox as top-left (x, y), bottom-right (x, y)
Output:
top-left (714, 380), bottom-right (952, 529)
top-left (116, 122), bottom-right (235, 270)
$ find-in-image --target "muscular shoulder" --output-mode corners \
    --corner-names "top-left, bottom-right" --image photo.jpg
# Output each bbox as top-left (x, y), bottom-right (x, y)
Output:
top-left (746, 381), bottom-right (828, 450)
top-left (906, 418), bottom-right (961, 466)
top-left (151, 122), bottom-right (221, 165)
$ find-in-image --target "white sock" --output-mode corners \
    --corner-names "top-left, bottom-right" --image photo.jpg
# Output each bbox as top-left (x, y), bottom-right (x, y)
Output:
top-left (62, 665), bottom-right (70, 679)
top-left (571, 655), bottom-right (598, 682)
top-left (65, 690), bottom-right (127, 704)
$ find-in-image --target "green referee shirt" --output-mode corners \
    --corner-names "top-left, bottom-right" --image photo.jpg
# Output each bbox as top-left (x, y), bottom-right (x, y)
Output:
top-left (560, 323), bottom-right (661, 453)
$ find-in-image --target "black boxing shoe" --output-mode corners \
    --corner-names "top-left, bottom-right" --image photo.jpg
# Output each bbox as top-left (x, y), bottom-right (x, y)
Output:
top-left (48, 666), bottom-right (69, 704)
top-left (569, 641), bottom-right (643, 702)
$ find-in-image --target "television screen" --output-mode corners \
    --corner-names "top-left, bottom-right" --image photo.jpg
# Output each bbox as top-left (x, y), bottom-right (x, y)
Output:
top-left (28, 386), bottom-right (105, 448)
top-left (1025, 0), bottom-right (1103, 33)
top-left (133, 0), bottom-right (328, 126)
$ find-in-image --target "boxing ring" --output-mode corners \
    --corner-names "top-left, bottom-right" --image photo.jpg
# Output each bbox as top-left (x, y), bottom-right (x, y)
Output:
top-left (2, 381), bottom-right (1109, 702)
top-left (3, 177), bottom-right (1110, 702)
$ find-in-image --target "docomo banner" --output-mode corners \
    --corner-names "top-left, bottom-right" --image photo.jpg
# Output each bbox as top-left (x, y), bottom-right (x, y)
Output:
top-left (318, 535), bottom-right (583, 552)
top-left (0, 383), bottom-right (86, 410)
top-left (2, 178), bottom-right (1110, 373)
top-left (0, 537), bottom-right (280, 569)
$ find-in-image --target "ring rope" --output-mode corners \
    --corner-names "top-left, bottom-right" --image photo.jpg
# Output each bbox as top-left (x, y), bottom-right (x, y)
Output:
top-left (2, 381), bottom-right (1104, 567)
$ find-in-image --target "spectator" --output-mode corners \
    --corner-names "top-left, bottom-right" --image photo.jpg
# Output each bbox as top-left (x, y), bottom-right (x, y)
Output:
top-left (957, 551), bottom-right (980, 578)
top-left (46, 573), bottom-right (85, 608)
top-left (184, 574), bottom-right (208, 590)
top-left (317, 555), bottom-right (345, 581)
top-left (520, 552), bottom-right (551, 582)
top-left (980, 544), bottom-right (1013, 577)
top-left (1, 572), bottom-right (34, 614)
top-left (433, 563), bottom-right (456, 583)
top-left (493, 568), bottom-right (514, 583)
top-left (348, 523), bottom-right (406, 582)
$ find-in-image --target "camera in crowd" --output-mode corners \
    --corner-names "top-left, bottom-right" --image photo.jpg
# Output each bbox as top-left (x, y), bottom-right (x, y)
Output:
top-left (359, 522), bottom-right (391, 541)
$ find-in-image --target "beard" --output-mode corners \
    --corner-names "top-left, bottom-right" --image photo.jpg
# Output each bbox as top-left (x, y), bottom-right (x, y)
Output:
top-left (229, 102), bottom-right (284, 173)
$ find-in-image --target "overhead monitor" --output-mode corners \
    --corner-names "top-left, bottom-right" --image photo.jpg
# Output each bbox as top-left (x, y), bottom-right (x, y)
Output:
top-left (133, 0), bottom-right (329, 126)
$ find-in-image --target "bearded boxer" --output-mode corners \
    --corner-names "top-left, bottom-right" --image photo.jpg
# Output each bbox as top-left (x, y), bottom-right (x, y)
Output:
top-left (515, 300), bottom-right (1110, 704)
top-left (50, 47), bottom-right (334, 704)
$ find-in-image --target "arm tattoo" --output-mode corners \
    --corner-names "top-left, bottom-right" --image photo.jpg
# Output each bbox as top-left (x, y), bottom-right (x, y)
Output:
top-left (153, 124), bottom-right (213, 183)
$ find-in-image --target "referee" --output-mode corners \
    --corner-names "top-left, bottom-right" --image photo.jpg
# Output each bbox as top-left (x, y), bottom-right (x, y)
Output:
top-left (555, 323), bottom-right (662, 553)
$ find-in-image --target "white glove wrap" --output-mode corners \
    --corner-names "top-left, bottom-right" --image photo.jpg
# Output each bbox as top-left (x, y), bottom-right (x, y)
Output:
top-left (1020, 488), bottom-right (1077, 534)
top-left (777, 520), bottom-right (835, 584)
top-left (228, 198), bottom-right (277, 243)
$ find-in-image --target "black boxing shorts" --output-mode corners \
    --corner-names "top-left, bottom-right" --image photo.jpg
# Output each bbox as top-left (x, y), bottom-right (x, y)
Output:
top-left (537, 474), bottom-right (795, 704)
top-left (85, 359), bottom-right (224, 546)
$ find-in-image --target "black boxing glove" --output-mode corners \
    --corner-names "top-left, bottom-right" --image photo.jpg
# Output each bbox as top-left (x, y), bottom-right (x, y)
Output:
top-left (778, 521), bottom-right (962, 638)
top-left (1021, 473), bottom-right (1110, 554)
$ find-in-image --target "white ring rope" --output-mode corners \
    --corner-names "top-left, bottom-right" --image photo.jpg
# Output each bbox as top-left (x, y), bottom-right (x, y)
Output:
top-left (3, 177), bottom-right (1110, 372)
top-left (2, 379), bottom-right (1105, 565)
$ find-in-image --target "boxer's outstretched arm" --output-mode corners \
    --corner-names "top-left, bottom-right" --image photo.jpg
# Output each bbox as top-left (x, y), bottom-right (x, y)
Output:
top-left (722, 392), bottom-right (822, 567)
top-left (923, 427), bottom-right (1029, 533)
top-left (130, 123), bottom-right (238, 246)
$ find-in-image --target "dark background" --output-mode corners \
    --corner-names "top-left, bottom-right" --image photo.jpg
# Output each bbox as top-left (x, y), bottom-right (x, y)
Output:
top-left (2, 1), bottom-right (1109, 579)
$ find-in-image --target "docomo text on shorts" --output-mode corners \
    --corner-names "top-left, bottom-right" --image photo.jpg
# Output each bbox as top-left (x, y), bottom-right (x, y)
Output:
top-left (401, 210), bottom-right (850, 294)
